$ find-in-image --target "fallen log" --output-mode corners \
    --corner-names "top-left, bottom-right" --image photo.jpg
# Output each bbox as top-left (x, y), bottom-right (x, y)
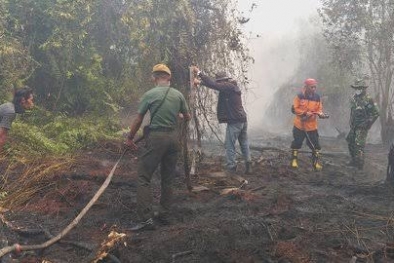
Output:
top-left (249, 146), bottom-right (287, 153)
top-left (249, 145), bottom-right (348, 157)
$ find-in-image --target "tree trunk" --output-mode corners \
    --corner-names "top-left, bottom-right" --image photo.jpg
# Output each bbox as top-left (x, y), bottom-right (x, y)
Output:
top-left (387, 143), bottom-right (394, 184)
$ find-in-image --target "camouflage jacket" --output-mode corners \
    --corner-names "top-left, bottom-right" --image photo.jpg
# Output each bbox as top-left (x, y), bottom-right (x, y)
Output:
top-left (349, 94), bottom-right (379, 129)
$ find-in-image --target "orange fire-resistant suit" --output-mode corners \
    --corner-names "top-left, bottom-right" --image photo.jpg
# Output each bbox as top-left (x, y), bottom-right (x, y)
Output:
top-left (292, 89), bottom-right (323, 131)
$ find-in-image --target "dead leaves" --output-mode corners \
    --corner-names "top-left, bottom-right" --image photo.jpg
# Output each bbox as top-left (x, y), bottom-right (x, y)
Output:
top-left (92, 230), bottom-right (127, 263)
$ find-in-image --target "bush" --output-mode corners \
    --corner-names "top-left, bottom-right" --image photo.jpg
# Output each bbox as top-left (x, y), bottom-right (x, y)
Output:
top-left (8, 109), bottom-right (122, 155)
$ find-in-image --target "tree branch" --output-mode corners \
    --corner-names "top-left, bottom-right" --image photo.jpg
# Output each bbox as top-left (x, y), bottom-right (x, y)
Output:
top-left (0, 150), bottom-right (126, 258)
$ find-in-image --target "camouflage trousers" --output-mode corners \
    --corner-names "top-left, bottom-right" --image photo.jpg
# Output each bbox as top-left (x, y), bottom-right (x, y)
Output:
top-left (346, 128), bottom-right (369, 168)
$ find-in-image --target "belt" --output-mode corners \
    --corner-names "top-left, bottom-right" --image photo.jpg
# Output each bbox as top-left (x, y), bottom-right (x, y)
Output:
top-left (149, 127), bottom-right (175, 132)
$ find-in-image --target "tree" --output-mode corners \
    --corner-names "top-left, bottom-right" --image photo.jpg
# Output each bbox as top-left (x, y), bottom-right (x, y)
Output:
top-left (0, 1), bottom-right (37, 101)
top-left (319, 0), bottom-right (394, 144)
top-left (0, 0), bottom-right (250, 122)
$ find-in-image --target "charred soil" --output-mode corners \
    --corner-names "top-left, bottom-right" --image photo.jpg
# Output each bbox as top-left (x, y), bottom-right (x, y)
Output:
top-left (1, 136), bottom-right (394, 263)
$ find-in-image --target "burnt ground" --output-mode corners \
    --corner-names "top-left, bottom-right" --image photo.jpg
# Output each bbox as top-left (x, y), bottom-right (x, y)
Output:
top-left (1, 135), bottom-right (394, 263)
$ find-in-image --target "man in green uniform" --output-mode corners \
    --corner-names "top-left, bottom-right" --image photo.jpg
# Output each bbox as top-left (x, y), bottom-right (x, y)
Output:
top-left (125, 64), bottom-right (190, 230)
top-left (346, 78), bottom-right (379, 170)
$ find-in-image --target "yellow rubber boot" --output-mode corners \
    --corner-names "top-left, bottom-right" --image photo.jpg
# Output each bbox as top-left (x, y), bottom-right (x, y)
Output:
top-left (314, 162), bottom-right (323, 171)
top-left (291, 150), bottom-right (298, 168)
top-left (313, 150), bottom-right (322, 171)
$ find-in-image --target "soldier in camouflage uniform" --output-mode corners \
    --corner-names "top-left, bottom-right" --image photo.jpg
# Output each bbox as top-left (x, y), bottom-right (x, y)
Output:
top-left (346, 79), bottom-right (379, 170)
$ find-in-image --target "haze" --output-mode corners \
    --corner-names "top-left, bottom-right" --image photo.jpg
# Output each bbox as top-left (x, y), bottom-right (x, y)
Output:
top-left (237, 0), bottom-right (322, 129)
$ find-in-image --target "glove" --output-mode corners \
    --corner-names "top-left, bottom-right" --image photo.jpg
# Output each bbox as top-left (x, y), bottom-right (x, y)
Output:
top-left (300, 114), bottom-right (309, 121)
top-left (193, 78), bottom-right (201, 86)
top-left (318, 113), bottom-right (329, 119)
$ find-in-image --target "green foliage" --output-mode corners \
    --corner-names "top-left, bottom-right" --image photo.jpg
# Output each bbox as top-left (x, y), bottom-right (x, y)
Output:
top-left (10, 122), bottom-right (69, 155)
top-left (8, 108), bottom-right (121, 156)
top-left (41, 115), bottom-right (120, 149)
top-left (57, 129), bottom-right (95, 150)
top-left (0, 0), bottom-right (250, 148)
top-left (19, 105), bottom-right (56, 126)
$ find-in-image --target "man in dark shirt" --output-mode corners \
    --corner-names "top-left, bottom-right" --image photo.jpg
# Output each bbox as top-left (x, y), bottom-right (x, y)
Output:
top-left (192, 66), bottom-right (252, 175)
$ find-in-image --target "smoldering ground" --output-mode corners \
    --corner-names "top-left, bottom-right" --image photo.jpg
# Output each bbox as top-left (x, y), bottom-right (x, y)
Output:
top-left (0, 132), bottom-right (393, 262)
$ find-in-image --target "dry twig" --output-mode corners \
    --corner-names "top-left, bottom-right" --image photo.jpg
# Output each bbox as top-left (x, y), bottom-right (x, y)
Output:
top-left (0, 150), bottom-right (126, 258)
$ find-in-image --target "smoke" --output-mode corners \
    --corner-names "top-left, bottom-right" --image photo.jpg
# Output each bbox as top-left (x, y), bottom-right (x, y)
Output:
top-left (237, 0), bottom-right (321, 134)
top-left (237, 1), bottom-right (382, 143)
top-left (244, 34), bottom-right (300, 131)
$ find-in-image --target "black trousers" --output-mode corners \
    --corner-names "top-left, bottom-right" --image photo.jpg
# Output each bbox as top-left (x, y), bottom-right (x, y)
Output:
top-left (291, 126), bottom-right (321, 151)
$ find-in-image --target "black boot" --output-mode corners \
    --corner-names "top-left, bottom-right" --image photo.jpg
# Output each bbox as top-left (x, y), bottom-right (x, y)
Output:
top-left (245, 161), bottom-right (253, 175)
top-left (347, 159), bottom-right (357, 167)
top-left (355, 159), bottom-right (364, 170)
top-left (225, 166), bottom-right (237, 175)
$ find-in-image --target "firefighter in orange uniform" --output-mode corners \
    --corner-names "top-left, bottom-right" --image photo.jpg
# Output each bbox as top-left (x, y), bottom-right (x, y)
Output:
top-left (290, 78), bottom-right (327, 171)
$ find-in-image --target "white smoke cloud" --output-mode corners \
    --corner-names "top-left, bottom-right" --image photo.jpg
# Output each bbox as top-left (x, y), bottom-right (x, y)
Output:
top-left (237, 0), bottom-right (322, 129)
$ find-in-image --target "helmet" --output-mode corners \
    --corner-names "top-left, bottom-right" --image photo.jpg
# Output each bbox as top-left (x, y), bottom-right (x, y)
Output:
top-left (304, 78), bottom-right (317, 86)
top-left (152, 64), bottom-right (171, 76)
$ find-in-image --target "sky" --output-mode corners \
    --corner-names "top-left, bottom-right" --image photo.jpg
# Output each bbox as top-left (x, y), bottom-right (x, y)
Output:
top-left (236, 0), bottom-right (322, 127)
